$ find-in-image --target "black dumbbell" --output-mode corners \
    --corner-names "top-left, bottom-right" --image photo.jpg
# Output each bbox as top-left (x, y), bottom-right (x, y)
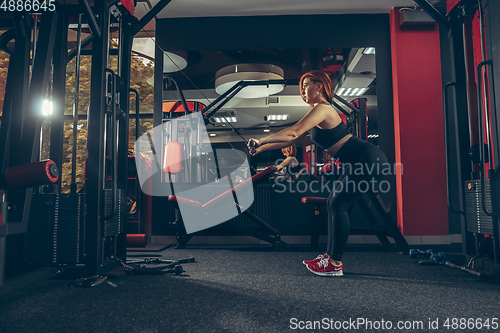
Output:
top-left (430, 252), bottom-right (446, 263)
top-left (165, 265), bottom-right (184, 275)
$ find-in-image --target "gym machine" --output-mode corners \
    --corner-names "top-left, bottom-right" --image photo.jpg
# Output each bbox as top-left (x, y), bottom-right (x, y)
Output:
top-left (425, 0), bottom-right (500, 276)
top-left (0, 1), bottom-right (151, 295)
top-left (0, 11), bottom-right (61, 295)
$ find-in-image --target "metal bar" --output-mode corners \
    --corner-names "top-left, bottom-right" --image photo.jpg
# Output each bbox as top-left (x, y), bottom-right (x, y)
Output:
top-left (9, 16), bottom-right (31, 168)
top-left (50, 14), bottom-right (69, 194)
top-left (203, 79), bottom-right (291, 120)
top-left (103, 69), bottom-right (117, 220)
top-left (16, 12), bottom-right (57, 230)
top-left (202, 82), bottom-right (247, 119)
top-left (359, 98), bottom-right (367, 140)
top-left (332, 100), bottom-right (350, 117)
top-left (71, 14), bottom-right (83, 194)
top-left (130, 89), bottom-right (140, 141)
top-left (443, 82), bottom-right (465, 214)
top-left (447, 7), bottom-right (476, 256)
top-left (86, 0), bottom-right (109, 275)
top-left (202, 79), bottom-right (291, 118)
top-left (0, 41), bottom-right (17, 174)
top-left (135, 0), bottom-right (172, 35)
top-left (117, 15), bottom-right (123, 78)
top-left (413, 0), bottom-right (450, 29)
top-left (116, 24), bottom-right (134, 253)
top-left (333, 94), bottom-right (361, 114)
top-left (129, 88), bottom-right (140, 227)
top-left (0, 199), bottom-right (6, 285)
top-left (164, 76), bottom-right (190, 116)
top-left (32, 14), bottom-right (38, 61)
top-left (77, 0), bottom-right (101, 38)
top-left (478, 0), bottom-right (493, 166)
top-left (204, 84), bottom-right (246, 120)
top-left (153, 33), bottom-right (163, 127)
top-left (67, 35), bottom-right (92, 63)
top-left (462, 11), bottom-right (475, 163)
top-left (5, 16), bottom-right (31, 224)
top-left (22, 12), bottom-right (58, 164)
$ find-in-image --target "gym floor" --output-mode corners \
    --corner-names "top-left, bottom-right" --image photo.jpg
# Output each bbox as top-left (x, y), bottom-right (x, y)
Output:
top-left (1, 244), bottom-right (499, 333)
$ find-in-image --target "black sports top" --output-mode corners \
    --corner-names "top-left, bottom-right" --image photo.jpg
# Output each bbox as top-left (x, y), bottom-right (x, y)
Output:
top-left (310, 121), bottom-right (350, 151)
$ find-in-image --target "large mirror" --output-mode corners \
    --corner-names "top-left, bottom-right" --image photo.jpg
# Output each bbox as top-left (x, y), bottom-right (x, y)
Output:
top-left (157, 46), bottom-right (378, 175)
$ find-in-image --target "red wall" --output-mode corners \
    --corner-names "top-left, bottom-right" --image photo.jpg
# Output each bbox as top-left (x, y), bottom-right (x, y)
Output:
top-left (390, 8), bottom-right (449, 236)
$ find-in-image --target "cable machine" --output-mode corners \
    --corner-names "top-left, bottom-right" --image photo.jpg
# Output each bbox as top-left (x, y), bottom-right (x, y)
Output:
top-left (0, 12), bottom-right (60, 295)
top-left (420, 0), bottom-right (500, 275)
top-left (0, 0), bottom-right (165, 294)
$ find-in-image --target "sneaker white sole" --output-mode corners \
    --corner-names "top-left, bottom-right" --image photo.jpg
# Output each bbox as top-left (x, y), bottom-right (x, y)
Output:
top-left (306, 265), bottom-right (343, 276)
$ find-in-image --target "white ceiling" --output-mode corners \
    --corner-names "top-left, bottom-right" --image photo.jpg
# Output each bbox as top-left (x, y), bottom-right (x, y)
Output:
top-left (150, 0), bottom-right (420, 18)
top-left (135, 0), bottom-right (426, 36)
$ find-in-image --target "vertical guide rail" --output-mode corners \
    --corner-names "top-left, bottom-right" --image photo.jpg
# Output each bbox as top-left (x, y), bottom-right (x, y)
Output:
top-left (118, 15), bottom-right (135, 247)
top-left (477, 0), bottom-right (493, 166)
top-left (102, 69), bottom-right (118, 220)
top-left (50, 14), bottom-right (69, 194)
top-left (359, 99), bottom-right (367, 141)
top-left (86, 0), bottom-right (109, 275)
top-left (71, 14), bottom-right (82, 194)
top-left (0, 30), bottom-right (17, 174)
top-left (130, 89), bottom-right (140, 143)
top-left (443, 82), bottom-right (465, 215)
top-left (130, 88), bottom-right (140, 220)
top-left (460, 5), bottom-right (477, 180)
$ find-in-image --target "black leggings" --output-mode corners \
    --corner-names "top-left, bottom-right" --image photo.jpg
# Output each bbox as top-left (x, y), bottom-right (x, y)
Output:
top-left (326, 137), bottom-right (388, 261)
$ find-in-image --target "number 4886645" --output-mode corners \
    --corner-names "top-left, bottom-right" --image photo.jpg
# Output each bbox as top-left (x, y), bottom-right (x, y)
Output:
top-left (0, 0), bottom-right (56, 12)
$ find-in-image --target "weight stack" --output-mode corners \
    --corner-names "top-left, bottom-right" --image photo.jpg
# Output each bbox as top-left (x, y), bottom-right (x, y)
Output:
top-left (464, 180), bottom-right (495, 235)
top-left (103, 189), bottom-right (125, 237)
top-left (24, 193), bottom-right (86, 265)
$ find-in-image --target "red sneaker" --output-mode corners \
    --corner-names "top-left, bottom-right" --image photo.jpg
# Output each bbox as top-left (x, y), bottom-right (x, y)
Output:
top-left (306, 255), bottom-right (343, 276)
top-left (302, 253), bottom-right (327, 265)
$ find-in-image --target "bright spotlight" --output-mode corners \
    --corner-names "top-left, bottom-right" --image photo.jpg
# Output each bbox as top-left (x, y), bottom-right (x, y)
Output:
top-left (42, 99), bottom-right (53, 116)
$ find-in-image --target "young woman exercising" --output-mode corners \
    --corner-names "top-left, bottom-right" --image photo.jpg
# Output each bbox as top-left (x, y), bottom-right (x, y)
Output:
top-left (248, 70), bottom-right (388, 276)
